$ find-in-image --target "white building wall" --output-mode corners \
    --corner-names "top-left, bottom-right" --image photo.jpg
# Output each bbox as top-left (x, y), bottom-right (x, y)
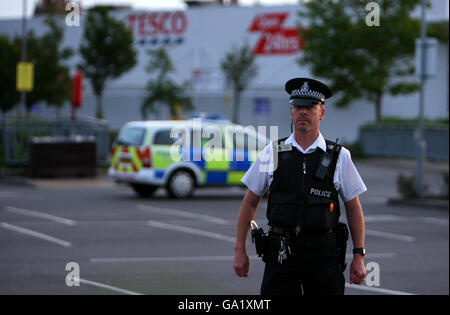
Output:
top-left (0, 3), bottom-right (448, 143)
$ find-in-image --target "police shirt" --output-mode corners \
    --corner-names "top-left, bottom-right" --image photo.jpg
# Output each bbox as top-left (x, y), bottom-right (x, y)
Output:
top-left (241, 132), bottom-right (367, 202)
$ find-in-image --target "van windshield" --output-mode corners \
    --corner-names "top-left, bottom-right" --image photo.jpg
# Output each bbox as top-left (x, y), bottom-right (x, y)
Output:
top-left (116, 127), bottom-right (146, 146)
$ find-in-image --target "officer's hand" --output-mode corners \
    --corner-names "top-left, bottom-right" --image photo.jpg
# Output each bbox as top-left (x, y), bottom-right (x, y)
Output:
top-left (350, 255), bottom-right (366, 285)
top-left (234, 250), bottom-right (250, 277)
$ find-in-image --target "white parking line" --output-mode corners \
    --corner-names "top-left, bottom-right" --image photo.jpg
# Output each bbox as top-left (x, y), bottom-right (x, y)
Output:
top-left (364, 215), bottom-right (406, 223)
top-left (420, 217), bottom-right (449, 226)
top-left (345, 253), bottom-right (396, 259)
top-left (0, 192), bottom-right (17, 197)
top-left (91, 253), bottom-right (396, 264)
top-left (0, 222), bottom-right (72, 247)
top-left (365, 215), bottom-right (449, 226)
top-left (365, 229), bottom-right (415, 242)
top-left (0, 192), bottom-right (43, 200)
top-left (138, 204), bottom-right (228, 225)
top-left (147, 220), bottom-right (236, 243)
top-left (74, 278), bottom-right (142, 295)
top-left (90, 255), bottom-right (261, 264)
top-left (345, 283), bottom-right (415, 295)
top-left (5, 206), bottom-right (76, 226)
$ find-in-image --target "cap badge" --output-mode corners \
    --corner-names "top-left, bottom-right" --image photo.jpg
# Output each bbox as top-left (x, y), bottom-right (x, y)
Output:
top-left (300, 82), bottom-right (309, 93)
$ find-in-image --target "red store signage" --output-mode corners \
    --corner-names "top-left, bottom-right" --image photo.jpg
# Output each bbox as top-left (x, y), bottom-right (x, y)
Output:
top-left (248, 12), bottom-right (303, 55)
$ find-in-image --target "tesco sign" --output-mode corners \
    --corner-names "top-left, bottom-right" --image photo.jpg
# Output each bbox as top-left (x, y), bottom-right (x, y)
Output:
top-left (128, 12), bottom-right (187, 46)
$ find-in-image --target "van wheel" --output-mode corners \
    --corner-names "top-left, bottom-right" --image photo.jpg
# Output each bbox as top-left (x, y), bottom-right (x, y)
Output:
top-left (167, 171), bottom-right (195, 199)
top-left (131, 184), bottom-right (158, 198)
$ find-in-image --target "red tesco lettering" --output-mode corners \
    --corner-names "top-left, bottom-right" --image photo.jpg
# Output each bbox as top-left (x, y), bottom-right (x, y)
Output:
top-left (128, 12), bottom-right (187, 37)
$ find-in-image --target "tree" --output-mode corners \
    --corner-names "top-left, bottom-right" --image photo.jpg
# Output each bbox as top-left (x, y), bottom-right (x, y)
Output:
top-left (25, 15), bottom-right (73, 117)
top-left (141, 48), bottom-right (193, 120)
top-left (297, 0), bottom-right (423, 122)
top-left (0, 15), bottom-right (73, 119)
top-left (0, 35), bottom-right (19, 117)
top-left (79, 6), bottom-right (137, 119)
top-left (221, 44), bottom-right (258, 124)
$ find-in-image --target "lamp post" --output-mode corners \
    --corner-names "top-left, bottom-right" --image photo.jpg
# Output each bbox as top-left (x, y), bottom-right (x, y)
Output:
top-left (416, 0), bottom-right (427, 198)
top-left (19, 0), bottom-right (28, 118)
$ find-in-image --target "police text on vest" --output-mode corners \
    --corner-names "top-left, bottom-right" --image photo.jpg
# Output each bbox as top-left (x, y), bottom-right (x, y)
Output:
top-left (310, 188), bottom-right (332, 198)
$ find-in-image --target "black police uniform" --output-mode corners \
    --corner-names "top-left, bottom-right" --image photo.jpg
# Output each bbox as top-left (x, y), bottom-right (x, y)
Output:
top-left (259, 78), bottom-right (346, 295)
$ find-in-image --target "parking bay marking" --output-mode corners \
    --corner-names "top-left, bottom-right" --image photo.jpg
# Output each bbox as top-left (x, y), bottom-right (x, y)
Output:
top-left (91, 255), bottom-right (260, 263)
top-left (365, 229), bottom-right (415, 242)
top-left (0, 192), bottom-right (43, 200)
top-left (76, 276), bottom-right (413, 295)
top-left (74, 278), bottom-right (142, 295)
top-left (90, 253), bottom-right (396, 264)
top-left (0, 222), bottom-right (72, 247)
top-left (5, 206), bottom-right (77, 226)
top-left (147, 220), bottom-right (236, 243)
top-left (365, 215), bottom-right (448, 226)
top-left (345, 283), bottom-right (415, 295)
top-left (138, 204), bottom-right (228, 225)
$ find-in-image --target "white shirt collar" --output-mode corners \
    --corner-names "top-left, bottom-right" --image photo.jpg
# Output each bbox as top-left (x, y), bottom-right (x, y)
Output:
top-left (285, 131), bottom-right (327, 154)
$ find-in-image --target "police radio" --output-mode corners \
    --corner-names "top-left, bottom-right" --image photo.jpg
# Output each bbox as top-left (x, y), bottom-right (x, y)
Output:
top-left (315, 138), bottom-right (339, 180)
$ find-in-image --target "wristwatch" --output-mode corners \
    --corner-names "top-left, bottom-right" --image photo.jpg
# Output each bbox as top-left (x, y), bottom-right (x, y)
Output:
top-left (353, 247), bottom-right (366, 257)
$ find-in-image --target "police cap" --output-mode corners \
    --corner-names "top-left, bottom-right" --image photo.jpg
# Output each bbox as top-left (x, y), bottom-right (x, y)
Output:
top-left (285, 78), bottom-right (333, 106)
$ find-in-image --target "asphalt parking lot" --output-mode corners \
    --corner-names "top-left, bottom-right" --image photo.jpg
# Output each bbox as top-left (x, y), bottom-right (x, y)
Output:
top-left (0, 158), bottom-right (448, 295)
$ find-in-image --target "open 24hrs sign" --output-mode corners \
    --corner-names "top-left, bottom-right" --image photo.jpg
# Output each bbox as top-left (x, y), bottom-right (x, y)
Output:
top-left (248, 12), bottom-right (303, 55)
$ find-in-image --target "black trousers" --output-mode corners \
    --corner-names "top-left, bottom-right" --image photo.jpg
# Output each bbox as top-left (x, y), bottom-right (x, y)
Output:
top-left (260, 259), bottom-right (345, 295)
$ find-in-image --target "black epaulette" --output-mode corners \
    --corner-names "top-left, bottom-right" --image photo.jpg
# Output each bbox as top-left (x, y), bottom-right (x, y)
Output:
top-left (315, 138), bottom-right (341, 180)
top-left (325, 138), bottom-right (342, 154)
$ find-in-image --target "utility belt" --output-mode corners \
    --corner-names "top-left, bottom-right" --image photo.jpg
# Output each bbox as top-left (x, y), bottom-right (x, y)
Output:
top-left (251, 220), bottom-right (348, 271)
top-left (269, 226), bottom-right (334, 237)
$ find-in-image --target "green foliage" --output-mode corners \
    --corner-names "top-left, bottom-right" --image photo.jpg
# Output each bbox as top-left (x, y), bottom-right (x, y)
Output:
top-left (366, 116), bottom-right (449, 125)
top-left (427, 21), bottom-right (449, 43)
top-left (343, 141), bottom-right (366, 159)
top-left (0, 35), bottom-right (20, 115)
top-left (0, 126), bottom-right (4, 168)
top-left (397, 173), bottom-right (416, 198)
top-left (109, 129), bottom-right (119, 149)
top-left (442, 172), bottom-right (449, 198)
top-left (78, 6), bottom-right (137, 119)
top-left (141, 48), bottom-right (193, 119)
top-left (0, 15), bottom-right (73, 117)
top-left (397, 173), bottom-right (428, 199)
top-left (221, 44), bottom-right (258, 124)
top-left (297, 0), bottom-right (421, 122)
top-left (25, 15), bottom-right (73, 113)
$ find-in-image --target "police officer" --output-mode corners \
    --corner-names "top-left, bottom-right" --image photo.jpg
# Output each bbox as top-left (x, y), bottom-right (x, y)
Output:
top-left (233, 78), bottom-right (367, 295)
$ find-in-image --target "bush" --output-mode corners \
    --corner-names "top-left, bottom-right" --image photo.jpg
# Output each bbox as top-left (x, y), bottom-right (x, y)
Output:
top-left (109, 129), bottom-right (119, 149)
top-left (397, 173), bottom-right (429, 199)
top-left (378, 116), bottom-right (448, 125)
top-left (343, 141), bottom-right (366, 159)
top-left (0, 141), bottom-right (4, 169)
top-left (443, 172), bottom-right (449, 199)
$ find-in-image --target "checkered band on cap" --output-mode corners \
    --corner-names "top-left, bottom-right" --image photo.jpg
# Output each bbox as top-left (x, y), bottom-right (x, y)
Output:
top-left (290, 88), bottom-right (325, 101)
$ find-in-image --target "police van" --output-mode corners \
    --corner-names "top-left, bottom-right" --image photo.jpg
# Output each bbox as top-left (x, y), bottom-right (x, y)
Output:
top-left (108, 118), bottom-right (268, 198)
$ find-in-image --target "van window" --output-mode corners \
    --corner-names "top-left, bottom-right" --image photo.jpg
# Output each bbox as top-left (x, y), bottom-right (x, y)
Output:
top-left (116, 127), bottom-right (146, 146)
top-left (153, 129), bottom-right (178, 145)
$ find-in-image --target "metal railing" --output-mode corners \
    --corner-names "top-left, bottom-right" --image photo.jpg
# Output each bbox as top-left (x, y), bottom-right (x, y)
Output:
top-left (359, 123), bottom-right (449, 160)
top-left (0, 117), bottom-right (110, 166)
